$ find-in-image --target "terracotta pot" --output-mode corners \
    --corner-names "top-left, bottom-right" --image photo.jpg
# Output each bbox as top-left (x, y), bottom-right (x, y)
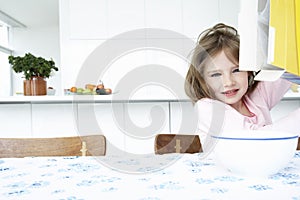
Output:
top-left (23, 80), bottom-right (31, 96)
top-left (23, 77), bottom-right (47, 96)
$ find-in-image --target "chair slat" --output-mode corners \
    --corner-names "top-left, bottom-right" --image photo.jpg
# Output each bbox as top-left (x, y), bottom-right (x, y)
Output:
top-left (0, 135), bottom-right (106, 158)
top-left (155, 134), bottom-right (202, 154)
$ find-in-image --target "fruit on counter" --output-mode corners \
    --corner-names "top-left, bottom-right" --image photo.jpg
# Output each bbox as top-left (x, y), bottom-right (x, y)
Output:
top-left (104, 88), bottom-right (112, 95)
top-left (96, 88), bottom-right (106, 95)
top-left (85, 84), bottom-right (96, 91)
top-left (82, 88), bottom-right (92, 94)
top-left (68, 81), bottom-right (112, 95)
top-left (76, 88), bottom-right (84, 94)
top-left (96, 88), bottom-right (112, 95)
top-left (96, 83), bottom-right (104, 89)
top-left (70, 86), bottom-right (77, 93)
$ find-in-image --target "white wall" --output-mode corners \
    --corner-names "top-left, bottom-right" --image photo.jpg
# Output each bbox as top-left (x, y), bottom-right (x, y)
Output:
top-left (10, 25), bottom-right (61, 95)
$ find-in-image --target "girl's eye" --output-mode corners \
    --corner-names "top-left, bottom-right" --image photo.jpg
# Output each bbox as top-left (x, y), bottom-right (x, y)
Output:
top-left (210, 73), bottom-right (221, 77)
top-left (233, 68), bottom-right (240, 73)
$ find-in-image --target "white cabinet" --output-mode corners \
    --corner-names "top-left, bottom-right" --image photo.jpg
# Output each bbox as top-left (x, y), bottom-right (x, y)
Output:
top-left (65, 0), bottom-right (240, 40)
top-left (77, 103), bottom-right (125, 155)
top-left (145, 0), bottom-right (182, 36)
top-left (60, 0), bottom-right (242, 99)
top-left (219, 0), bottom-right (240, 27)
top-left (0, 97), bottom-right (298, 154)
top-left (31, 104), bottom-right (78, 137)
top-left (0, 104), bottom-right (31, 137)
top-left (182, 0), bottom-right (219, 39)
top-left (123, 102), bottom-right (169, 154)
top-left (170, 101), bottom-right (198, 134)
top-left (0, 100), bottom-right (169, 155)
top-left (78, 102), bottom-right (170, 155)
top-left (107, 0), bottom-right (144, 38)
top-left (69, 0), bottom-right (108, 39)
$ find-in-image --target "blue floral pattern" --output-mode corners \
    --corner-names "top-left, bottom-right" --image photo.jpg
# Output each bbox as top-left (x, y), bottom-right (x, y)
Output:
top-left (0, 152), bottom-right (299, 199)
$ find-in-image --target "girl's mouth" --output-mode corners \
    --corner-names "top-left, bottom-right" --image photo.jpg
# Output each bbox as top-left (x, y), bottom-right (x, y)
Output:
top-left (222, 89), bottom-right (239, 97)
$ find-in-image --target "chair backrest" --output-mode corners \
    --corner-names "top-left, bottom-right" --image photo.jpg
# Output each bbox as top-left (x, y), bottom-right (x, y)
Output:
top-left (297, 137), bottom-right (300, 150)
top-left (155, 134), bottom-right (202, 154)
top-left (0, 135), bottom-right (106, 158)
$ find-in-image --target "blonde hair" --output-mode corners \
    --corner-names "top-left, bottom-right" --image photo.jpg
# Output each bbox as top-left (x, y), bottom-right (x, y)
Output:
top-left (185, 23), bottom-right (257, 103)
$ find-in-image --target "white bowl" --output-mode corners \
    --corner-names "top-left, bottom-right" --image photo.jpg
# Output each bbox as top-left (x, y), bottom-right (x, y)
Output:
top-left (211, 130), bottom-right (298, 178)
top-left (47, 88), bottom-right (56, 95)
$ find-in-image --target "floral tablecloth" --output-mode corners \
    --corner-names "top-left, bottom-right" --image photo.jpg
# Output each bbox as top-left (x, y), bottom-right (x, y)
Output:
top-left (0, 151), bottom-right (300, 200)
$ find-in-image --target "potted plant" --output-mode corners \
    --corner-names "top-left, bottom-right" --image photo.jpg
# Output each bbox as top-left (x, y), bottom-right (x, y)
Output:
top-left (8, 53), bottom-right (59, 96)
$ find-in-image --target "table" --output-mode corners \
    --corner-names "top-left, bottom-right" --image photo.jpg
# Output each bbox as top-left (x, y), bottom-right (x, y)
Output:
top-left (1, 152), bottom-right (300, 200)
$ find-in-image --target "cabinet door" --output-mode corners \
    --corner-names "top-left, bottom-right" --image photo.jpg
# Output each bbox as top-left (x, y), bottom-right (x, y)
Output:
top-left (170, 101), bottom-right (198, 134)
top-left (68, 0), bottom-right (108, 39)
top-left (123, 102), bottom-right (169, 154)
top-left (31, 104), bottom-right (78, 137)
top-left (145, 0), bottom-right (182, 36)
top-left (219, 0), bottom-right (240, 27)
top-left (107, 0), bottom-right (144, 38)
top-left (77, 103), bottom-right (125, 155)
top-left (182, 0), bottom-right (219, 39)
top-left (0, 104), bottom-right (31, 137)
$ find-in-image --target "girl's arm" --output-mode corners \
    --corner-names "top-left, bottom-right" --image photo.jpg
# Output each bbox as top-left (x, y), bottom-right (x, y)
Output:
top-left (254, 78), bottom-right (292, 109)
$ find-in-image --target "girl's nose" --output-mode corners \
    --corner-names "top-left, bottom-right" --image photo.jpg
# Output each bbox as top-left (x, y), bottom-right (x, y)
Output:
top-left (223, 74), bottom-right (235, 87)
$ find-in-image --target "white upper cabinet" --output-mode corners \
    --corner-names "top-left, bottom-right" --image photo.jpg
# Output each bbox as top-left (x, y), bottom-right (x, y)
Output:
top-left (67, 0), bottom-right (226, 40)
top-left (219, 0), bottom-right (240, 27)
top-left (60, 0), bottom-right (242, 97)
top-left (145, 0), bottom-right (182, 37)
top-left (107, 0), bottom-right (144, 38)
top-left (69, 0), bottom-right (108, 39)
top-left (182, 0), bottom-right (219, 39)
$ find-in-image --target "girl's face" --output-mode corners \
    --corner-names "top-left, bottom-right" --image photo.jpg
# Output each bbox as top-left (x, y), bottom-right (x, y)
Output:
top-left (203, 50), bottom-right (248, 107)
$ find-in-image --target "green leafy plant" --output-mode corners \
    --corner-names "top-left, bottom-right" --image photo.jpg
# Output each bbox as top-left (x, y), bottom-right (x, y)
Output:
top-left (8, 53), bottom-right (59, 80)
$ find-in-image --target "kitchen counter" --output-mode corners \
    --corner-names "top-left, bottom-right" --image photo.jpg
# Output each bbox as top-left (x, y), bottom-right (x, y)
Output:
top-left (0, 91), bottom-right (299, 104)
top-left (0, 95), bottom-right (191, 104)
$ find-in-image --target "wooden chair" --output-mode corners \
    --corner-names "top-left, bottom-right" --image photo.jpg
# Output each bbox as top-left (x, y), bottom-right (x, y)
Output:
top-left (0, 135), bottom-right (106, 158)
top-left (154, 134), bottom-right (202, 154)
top-left (297, 137), bottom-right (300, 150)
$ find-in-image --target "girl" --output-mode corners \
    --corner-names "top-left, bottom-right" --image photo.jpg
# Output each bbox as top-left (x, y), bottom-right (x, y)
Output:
top-left (185, 23), bottom-right (300, 151)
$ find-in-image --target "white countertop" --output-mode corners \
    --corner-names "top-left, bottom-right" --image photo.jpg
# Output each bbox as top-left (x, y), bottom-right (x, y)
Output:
top-left (0, 90), bottom-right (299, 104)
top-left (0, 95), bottom-right (192, 104)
